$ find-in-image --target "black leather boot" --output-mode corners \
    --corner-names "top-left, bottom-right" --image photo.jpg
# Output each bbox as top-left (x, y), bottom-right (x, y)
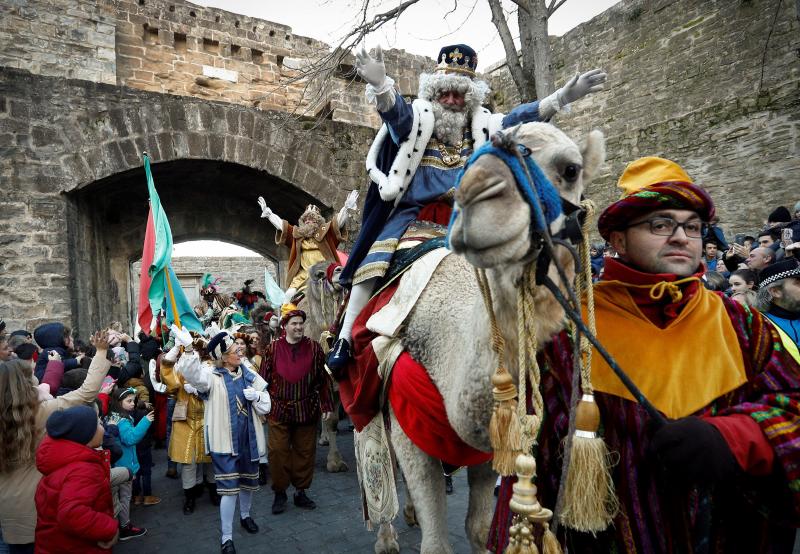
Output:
top-left (183, 488), bottom-right (195, 515)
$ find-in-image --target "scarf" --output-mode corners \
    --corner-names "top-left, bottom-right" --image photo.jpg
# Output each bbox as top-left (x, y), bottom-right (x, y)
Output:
top-left (601, 258), bottom-right (703, 327)
top-left (587, 258), bottom-right (748, 418)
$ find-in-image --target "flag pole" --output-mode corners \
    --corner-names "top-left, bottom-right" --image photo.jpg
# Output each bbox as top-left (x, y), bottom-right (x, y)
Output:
top-left (165, 268), bottom-right (182, 328)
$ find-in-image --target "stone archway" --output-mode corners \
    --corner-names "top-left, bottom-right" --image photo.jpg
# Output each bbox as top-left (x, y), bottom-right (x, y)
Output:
top-left (67, 158), bottom-right (333, 337)
top-left (0, 68), bottom-right (373, 335)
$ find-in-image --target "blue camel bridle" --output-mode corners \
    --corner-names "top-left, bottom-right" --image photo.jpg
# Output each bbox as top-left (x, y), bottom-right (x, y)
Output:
top-left (447, 128), bottom-right (666, 426)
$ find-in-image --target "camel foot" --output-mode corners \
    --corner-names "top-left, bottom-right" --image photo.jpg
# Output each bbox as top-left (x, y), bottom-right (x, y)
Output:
top-left (375, 524), bottom-right (399, 554)
top-left (326, 459), bottom-right (349, 472)
top-left (403, 503), bottom-right (417, 527)
top-left (318, 437), bottom-right (329, 446)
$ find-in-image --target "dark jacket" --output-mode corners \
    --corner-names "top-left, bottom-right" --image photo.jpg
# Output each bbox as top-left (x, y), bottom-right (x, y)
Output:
top-left (34, 436), bottom-right (118, 553)
top-left (33, 322), bottom-right (78, 382)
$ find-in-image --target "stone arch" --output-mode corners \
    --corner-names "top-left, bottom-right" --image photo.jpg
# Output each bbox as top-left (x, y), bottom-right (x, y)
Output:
top-left (0, 69), bottom-right (372, 335)
top-left (67, 158), bottom-right (333, 336)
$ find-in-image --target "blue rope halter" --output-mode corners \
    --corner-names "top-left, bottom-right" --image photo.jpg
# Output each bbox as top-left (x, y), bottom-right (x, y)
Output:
top-left (446, 138), bottom-right (563, 248)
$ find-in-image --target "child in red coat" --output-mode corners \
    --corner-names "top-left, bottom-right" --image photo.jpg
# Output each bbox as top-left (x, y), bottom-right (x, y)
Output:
top-left (35, 405), bottom-right (119, 553)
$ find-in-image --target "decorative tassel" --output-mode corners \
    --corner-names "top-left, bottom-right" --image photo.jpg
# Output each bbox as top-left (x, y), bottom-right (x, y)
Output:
top-left (559, 394), bottom-right (618, 533)
top-left (506, 517), bottom-right (539, 554)
top-left (507, 454), bottom-right (555, 554)
top-left (489, 369), bottom-right (522, 476)
top-left (541, 523), bottom-right (561, 554)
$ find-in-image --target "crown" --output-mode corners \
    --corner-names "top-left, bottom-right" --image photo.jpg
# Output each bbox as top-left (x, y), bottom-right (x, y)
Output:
top-left (435, 44), bottom-right (477, 77)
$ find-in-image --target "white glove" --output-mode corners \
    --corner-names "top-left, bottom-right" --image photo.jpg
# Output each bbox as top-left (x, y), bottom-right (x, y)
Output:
top-left (355, 45), bottom-right (387, 87)
top-left (257, 196), bottom-right (273, 219)
top-left (344, 189), bottom-right (359, 210)
top-left (243, 387), bottom-right (259, 402)
top-left (557, 68), bottom-right (607, 106)
top-left (183, 383), bottom-right (198, 395)
top-left (205, 322), bottom-right (221, 339)
top-left (170, 324), bottom-right (193, 348)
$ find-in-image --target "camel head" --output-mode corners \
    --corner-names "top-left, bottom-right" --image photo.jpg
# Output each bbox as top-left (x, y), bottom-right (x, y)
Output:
top-left (449, 123), bottom-right (605, 269)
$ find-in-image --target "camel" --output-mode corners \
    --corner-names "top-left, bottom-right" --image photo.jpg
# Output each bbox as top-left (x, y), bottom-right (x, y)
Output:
top-left (371, 122), bottom-right (605, 554)
top-left (301, 261), bottom-right (349, 473)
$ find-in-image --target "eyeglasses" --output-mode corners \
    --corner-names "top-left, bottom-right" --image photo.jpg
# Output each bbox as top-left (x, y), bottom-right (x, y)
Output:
top-left (626, 217), bottom-right (707, 239)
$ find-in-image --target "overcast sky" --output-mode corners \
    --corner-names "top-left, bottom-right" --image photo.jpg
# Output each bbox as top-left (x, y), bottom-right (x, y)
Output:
top-left (192, 0), bottom-right (621, 71)
top-left (173, 0), bottom-right (620, 258)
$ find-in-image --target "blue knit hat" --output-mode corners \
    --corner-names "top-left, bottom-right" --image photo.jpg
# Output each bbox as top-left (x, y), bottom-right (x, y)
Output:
top-left (46, 405), bottom-right (98, 445)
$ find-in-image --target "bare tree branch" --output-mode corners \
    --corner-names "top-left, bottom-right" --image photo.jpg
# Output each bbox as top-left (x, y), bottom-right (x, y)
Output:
top-left (488, 0), bottom-right (533, 100)
top-left (546, 0), bottom-right (568, 17)
top-left (258, 0), bottom-right (422, 126)
top-left (506, 0), bottom-right (531, 14)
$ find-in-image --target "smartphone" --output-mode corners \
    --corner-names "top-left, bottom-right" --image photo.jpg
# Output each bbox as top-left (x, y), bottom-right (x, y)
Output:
top-left (783, 228), bottom-right (794, 247)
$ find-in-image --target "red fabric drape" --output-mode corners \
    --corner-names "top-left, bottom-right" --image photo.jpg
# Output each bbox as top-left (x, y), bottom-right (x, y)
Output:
top-left (389, 352), bottom-right (492, 467)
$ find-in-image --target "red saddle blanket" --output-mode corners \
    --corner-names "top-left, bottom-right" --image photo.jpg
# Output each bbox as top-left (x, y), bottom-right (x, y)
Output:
top-left (339, 281), bottom-right (492, 467)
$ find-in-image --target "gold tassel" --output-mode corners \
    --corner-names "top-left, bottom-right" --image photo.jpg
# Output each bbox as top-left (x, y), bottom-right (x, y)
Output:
top-left (506, 517), bottom-right (539, 554)
top-left (489, 369), bottom-right (522, 476)
top-left (541, 523), bottom-right (561, 554)
top-left (559, 394), bottom-right (618, 533)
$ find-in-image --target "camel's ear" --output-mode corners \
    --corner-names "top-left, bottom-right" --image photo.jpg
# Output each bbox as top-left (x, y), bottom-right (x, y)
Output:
top-left (580, 129), bottom-right (605, 184)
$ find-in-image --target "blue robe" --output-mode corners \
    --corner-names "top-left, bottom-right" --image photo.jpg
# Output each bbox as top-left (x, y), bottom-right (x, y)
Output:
top-left (340, 92), bottom-right (547, 287)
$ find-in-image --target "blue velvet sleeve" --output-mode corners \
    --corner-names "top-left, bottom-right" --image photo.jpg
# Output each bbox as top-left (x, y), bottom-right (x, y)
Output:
top-left (501, 100), bottom-right (543, 129)
top-left (379, 92), bottom-right (414, 145)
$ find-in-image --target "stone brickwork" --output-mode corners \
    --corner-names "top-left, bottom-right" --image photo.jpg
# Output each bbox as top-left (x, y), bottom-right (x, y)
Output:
top-left (0, 0), bottom-right (117, 84)
top-left (0, 67), bottom-right (368, 336)
top-left (128, 255), bottom-right (280, 329)
top-left (2, 0), bottom-right (798, 336)
top-left (487, 0), bottom-right (800, 237)
top-left (109, 0), bottom-right (432, 127)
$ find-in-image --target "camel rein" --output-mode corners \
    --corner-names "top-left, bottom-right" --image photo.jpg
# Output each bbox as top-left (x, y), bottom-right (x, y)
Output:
top-left (468, 130), bottom-right (666, 427)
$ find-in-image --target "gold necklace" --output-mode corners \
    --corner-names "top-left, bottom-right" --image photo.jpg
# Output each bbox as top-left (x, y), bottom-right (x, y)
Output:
top-left (436, 137), bottom-right (465, 167)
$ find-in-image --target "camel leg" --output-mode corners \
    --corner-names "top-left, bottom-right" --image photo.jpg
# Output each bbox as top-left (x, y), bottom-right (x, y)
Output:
top-left (465, 462), bottom-right (496, 554)
top-left (374, 522), bottom-right (400, 554)
top-left (402, 475), bottom-right (417, 527)
top-left (324, 399), bottom-right (348, 472)
top-left (389, 408), bottom-right (452, 554)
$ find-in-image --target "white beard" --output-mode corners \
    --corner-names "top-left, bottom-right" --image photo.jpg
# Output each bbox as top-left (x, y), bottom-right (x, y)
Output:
top-left (432, 102), bottom-right (468, 146)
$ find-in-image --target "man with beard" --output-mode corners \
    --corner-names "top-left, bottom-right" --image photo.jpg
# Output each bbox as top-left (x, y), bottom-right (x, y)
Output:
top-left (258, 192), bottom-right (358, 304)
top-left (758, 258), bottom-right (800, 351)
top-left (328, 43), bottom-right (606, 369)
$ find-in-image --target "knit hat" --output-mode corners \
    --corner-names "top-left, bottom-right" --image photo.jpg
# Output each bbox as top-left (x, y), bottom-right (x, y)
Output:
top-left (207, 331), bottom-right (235, 360)
top-left (46, 405), bottom-right (98, 445)
top-left (597, 157), bottom-right (715, 240)
top-left (758, 258), bottom-right (800, 288)
top-left (767, 206), bottom-right (792, 224)
top-left (14, 343), bottom-right (36, 361)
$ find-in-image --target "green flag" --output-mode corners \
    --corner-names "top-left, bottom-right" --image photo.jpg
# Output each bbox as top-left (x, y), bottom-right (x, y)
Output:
top-left (144, 154), bottom-right (174, 318)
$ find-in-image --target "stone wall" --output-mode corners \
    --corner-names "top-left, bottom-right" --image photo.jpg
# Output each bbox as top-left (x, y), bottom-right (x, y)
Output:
top-left (487, 0), bottom-right (800, 236)
top-left (110, 0), bottom-right (433, 127)
top-left (0, 67), bottom-right (371, 336)
top-left (0, 0), bottom-right (117, 84)
top-left (127, 255), bottom-right (280, 330)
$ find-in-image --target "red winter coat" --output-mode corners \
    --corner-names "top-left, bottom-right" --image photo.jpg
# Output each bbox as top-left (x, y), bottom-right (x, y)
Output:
top-left (34, 436), bottom-right (118, 553)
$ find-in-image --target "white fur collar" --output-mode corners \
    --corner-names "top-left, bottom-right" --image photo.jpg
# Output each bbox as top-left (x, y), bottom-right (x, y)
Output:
top-left (365, 101), bottom-right (505, 205)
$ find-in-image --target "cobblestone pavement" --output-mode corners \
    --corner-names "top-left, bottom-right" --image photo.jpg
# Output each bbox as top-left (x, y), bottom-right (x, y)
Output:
top-left (117, 421), bottom-right (473, 554)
